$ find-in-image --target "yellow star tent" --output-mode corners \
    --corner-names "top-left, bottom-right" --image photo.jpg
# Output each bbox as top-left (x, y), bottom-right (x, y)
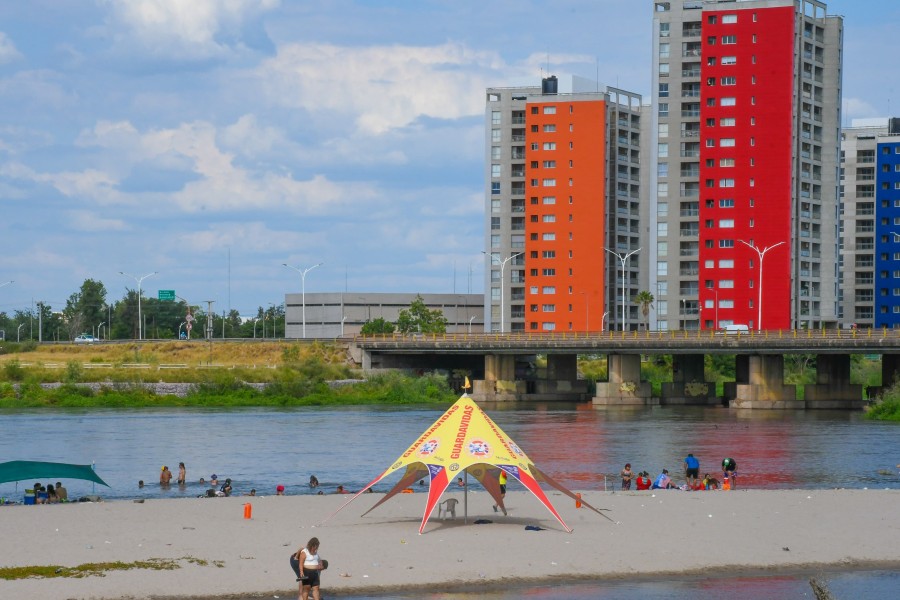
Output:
top-left (325, 395), bottom-right (610, 533)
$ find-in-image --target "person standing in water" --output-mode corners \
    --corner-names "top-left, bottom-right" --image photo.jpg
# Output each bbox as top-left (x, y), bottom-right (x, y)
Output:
top-left (177, 462), bottom-right (186, 485)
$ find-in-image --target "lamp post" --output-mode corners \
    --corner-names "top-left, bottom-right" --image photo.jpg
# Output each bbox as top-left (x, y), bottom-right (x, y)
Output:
top-left (97, 321), bottom-right (105, 341)
top-left (605, 247), bottom-right (641, 331)
top-left (483, 251), bottom-right (524, 333)
top-left (469, 315), bottom-right (476, 334)
top-left (283, 262), bottom-right (323, 339)
top-left (738, 240), bottom-right (786, 330)
top-left (119, 271), bottom-right (157, 340)
top-left (601, 311), bottom-right (609, 332)
top-left (17, 323), bottom-right (24, 342)
top-left (341, 316), bottom-right (348, 337)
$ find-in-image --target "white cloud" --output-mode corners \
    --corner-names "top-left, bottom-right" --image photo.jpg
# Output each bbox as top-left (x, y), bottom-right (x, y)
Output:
top-left (256, 42), bottom-right (516, 135)
top-left (0, 32), bottom-right (22, 63)
top-left (843, 97), bottom-right (881, 121)
top-left (67, 210), bottom-right (129, 232)
top-left (102, 0), bottom-right (279, 57)
top-left (176, 221), bottom-right (308, 253)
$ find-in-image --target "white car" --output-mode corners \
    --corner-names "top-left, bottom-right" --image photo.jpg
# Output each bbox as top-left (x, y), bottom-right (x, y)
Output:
top-left (74, 334), bottom-right (97, 343)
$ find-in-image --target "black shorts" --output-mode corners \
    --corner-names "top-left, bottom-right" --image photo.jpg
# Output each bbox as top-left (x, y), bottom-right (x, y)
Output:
top-left (303, 570), bottom-right (321, 588)
top-left (686, 468), bottom-right (699, 478)
top-left (499, 484), bottom-right (507, 494)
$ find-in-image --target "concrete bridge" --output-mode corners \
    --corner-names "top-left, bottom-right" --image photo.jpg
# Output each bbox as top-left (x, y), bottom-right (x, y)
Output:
top-left (351, 329), bottom-right (900, 409)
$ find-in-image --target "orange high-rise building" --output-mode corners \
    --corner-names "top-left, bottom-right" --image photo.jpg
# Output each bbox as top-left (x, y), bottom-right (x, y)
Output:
top-left (486, 77), bottom-right (642, 333)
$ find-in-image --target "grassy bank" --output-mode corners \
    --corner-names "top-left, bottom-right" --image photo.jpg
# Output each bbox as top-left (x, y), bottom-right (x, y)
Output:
top-left (866, 382), bottom-right (900, 421)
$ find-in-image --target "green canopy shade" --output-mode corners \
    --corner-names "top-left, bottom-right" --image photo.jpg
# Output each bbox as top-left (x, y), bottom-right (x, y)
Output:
top-left (0, 461), bottom-right (110, 487)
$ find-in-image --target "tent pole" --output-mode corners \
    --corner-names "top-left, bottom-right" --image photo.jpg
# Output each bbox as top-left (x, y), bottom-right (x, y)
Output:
top-left (92, 461), bottom-right (96, 495)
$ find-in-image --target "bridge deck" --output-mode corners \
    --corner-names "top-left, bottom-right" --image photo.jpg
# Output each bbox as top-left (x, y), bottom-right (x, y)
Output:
top-left (354, 329), bottom-right (900, 355)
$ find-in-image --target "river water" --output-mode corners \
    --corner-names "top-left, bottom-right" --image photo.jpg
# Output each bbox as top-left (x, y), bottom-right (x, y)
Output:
top-left (1, 403), bottom-right (897, 598)
top-left (1, 404), bottom-right (898, 500)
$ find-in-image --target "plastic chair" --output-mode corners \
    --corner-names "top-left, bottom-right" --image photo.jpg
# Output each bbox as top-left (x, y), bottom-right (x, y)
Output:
top-left (438, 498), bottom-right (458, 519)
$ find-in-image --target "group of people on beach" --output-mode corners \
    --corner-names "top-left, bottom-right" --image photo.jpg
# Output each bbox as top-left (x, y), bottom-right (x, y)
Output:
top-left (29, 481), bottom-right (68, 504)
top-left (620, 455), bottom-right (738, 491)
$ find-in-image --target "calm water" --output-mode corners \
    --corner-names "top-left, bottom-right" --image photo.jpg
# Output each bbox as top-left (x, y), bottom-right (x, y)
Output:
top-left (314, 569), bottom-right (900, 599)
top-left (0, 404), bottom-right (897, 500)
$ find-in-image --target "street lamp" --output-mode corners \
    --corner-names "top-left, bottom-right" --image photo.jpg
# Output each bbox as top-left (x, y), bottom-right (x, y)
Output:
top-left (468, 315), bottom-right (476, 334)
top-left (17, 323), bottom-right (24, 342)
top-left (119, 271), bottom-right (157, 340)
top-left (97, 321), bottom-right (105, 341)
top-left (601, 311), bottom-right (609, 332)
top-left (483, 251), bottom-right (524, 333)
top-left (605, 247), bottom-right (641, 331)
top-left (341, 316), bottom-right (348, 337)
top-left (738, 240), bottom-right (786, 330)
top-left (283, 262), bottom-right (323, 339)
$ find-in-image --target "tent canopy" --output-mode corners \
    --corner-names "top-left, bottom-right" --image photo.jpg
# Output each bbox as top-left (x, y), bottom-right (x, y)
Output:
top-left (0, 461), bottom-right (110, 487)
top-left (324, 395), bottom-right (609, 533)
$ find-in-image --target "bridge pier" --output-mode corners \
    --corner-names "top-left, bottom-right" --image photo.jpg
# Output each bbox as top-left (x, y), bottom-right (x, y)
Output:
top-left (660, 354), bottom-right (718, 405)
top-left (593, 354), bottom-right (654, 406)
top-left (473, 353), bottom-right (587, 402)
top-left (804, 354), bottom-right (864, 409)
top-left (727, 354), bottom-right (801, 409)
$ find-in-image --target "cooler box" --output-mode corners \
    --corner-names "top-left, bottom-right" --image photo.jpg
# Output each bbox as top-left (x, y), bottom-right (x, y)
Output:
top-left (24, 489), bottom-right (36, 505)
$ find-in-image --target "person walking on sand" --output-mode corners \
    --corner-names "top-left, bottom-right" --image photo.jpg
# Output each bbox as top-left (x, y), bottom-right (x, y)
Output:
top-left (620, 463), bottom-right (635, 490)
top-left (293, 536), bottom-right (326, 600)
top-left (177, 462), bottom-right (186, 485)
top-left (683, 453), bottom-right (700, 488)
top-left (492, 469), bottom-right (508, 515)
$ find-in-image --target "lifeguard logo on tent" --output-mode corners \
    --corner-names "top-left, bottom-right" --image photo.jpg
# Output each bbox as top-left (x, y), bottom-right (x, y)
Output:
top-left (467, 439), bottom-right (491, 457)
top-left (418, 439), bottom-right (440, 457)
top-left (509, 442), bottom-right (524, 456)
top-left (449, 463), bottom-right (460, 472)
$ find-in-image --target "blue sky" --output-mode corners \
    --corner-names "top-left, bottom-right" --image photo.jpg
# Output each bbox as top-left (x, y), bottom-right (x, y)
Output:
top-left (0, 0), bottom-right (895, 317)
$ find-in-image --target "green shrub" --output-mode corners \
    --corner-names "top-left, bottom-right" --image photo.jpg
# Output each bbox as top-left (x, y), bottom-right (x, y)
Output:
top-left (65, 360), bottom-right (83, 383)
top-left (3, 359), bottom-right (25, 382)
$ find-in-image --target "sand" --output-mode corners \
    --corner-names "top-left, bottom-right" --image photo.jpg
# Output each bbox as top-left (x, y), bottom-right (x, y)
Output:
top-left (1, 488), bottom-right (898, 599)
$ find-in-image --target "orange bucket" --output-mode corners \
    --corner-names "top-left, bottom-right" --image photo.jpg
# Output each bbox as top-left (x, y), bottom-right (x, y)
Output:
top-left (243, 503), bottom-right (253, 519)
top-left (575, 493), bottom-right (582, 508)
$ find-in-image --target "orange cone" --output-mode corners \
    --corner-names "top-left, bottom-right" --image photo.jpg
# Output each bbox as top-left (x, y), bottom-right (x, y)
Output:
top-left (243, 503), bottom-right (252, 519)
top-left (575, 493), bottom-right (582, 508)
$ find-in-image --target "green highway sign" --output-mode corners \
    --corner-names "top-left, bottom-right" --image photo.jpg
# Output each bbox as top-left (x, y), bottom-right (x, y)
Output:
top-left (158, 290), bottom-right (176, 301)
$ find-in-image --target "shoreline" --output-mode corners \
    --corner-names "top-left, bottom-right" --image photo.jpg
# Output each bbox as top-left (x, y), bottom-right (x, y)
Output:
top-left (1, 489), bottom-right (898, 599)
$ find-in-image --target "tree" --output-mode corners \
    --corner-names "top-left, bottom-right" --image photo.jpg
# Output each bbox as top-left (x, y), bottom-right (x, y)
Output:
top-left (360, 317), bottom-right (396, 335)
top-left (396, 295), bottom-right (448, 334)
top-left (634, 290), bottom-right (655, 331)
top-left (63, 279), bottom-right (108, 339)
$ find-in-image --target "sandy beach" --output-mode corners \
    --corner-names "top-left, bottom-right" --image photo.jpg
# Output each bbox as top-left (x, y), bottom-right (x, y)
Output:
top-left (1, 488), bottom-right (898, 599)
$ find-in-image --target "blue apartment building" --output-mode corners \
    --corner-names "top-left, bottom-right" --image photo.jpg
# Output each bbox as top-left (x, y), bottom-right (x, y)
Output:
top-left (875, 131), bottom-right (900, 327)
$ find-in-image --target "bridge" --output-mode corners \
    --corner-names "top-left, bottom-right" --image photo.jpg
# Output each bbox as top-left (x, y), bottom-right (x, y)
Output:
top-left (352, 329), bottom-right (900, 409)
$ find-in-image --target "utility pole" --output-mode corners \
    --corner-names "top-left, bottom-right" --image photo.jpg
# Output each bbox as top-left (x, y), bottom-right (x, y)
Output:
top-left (204, 300), bottom-right (214, 365)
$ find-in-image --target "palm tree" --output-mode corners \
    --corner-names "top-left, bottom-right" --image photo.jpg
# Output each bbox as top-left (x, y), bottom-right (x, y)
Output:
top-left (634, 291), bottom-right (655, 331)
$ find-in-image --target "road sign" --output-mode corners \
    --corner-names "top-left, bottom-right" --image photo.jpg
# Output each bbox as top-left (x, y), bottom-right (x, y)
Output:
top-left (158, 290), bottom-right (175, 301)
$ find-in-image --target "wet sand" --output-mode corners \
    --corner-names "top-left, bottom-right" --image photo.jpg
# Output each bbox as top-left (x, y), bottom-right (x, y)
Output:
top-left (1, 488), bottom-right (898, 599)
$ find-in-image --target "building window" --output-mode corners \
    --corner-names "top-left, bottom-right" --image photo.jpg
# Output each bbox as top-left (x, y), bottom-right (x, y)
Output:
top-left (542, 323), bottom-right (556, 331)
top-left (543, 142), bottom-right (556, 150)
top-left (542, 215), bottom-right (556, 223)
top-left (719, 198), bottom-right (735, 208)
top-left (660, 22), bottom-right (670, 37)
top-left (491, 111), bottom-right (501, 125)
top-left (491, 146), bottom-right (501, 159)
top-left (659, 63), bottom-right (670, 76)
top-left (720, 118), bottom-right (736, 127)
top-left (491, 164), bottom-right (501, 178)
top-left (720, 179), bottom-right (735, 188)
top-left (722, 35), bottom-right (737, 44)
top-left (491, 129), bottom-right (501, 142)
top-left (542, 269), bottom-right (556, 276)
top-left (543, 106), bottom-right (556, 114)
top-left (542, 233), bottom-right (556, 241)
top-left (542, 196), bottom-right (556, 204)
top-left (542, 286), bottom-right (556, 294)
top-left (542, 179), bottom-right (556, 186)
top-left (658, 222), bottom-right (668, 236)
top-left (543, 124), bottom-right (556, 132)
top-left (722, 56), bottom-right (737, 65)
top-left (542, 250), bottom-right (556, 259)
top-left (720, 158), bottom-right (735, 167)
top-left (719, 259), bottom-right (734, 268)
top-left (706, 139), bottom-right (715, 147)
top-left (658, 163), bottom-right (669, 177)
top-left (722, 14), bottom-right (737, 24)
top-left (721, 76), bottom-right (737, 86)
top-left (719, 219), bottom-right (735, 228)
top-left (720, 138), bottom-right (736, 147)
top-left (721, 97), bottom-right (736, 106)
top-left (542, 304), bottom-right (556, 312)
top-left (658, 143), bottom-right (669, 157)
top-left (719, 280), bottom-right (734, 288)
top-left (491, 182), bottom-right (501, 195)
top-left (659, 83), bottom-right (669, 97)
top-left (659, 43), bottom-right (670, 58)
top-left (543, 160), bottom-right (556, 168)
top-left (720, 239), bottom-right (735, 248)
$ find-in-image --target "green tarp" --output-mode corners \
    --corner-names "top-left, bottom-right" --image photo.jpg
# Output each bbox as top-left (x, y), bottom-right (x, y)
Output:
top-left (0, 461), bottom-right (110, 487)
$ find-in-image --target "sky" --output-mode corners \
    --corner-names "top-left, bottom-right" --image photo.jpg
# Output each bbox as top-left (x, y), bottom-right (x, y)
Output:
top-left (0, 0), bottom-right (896, 318)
